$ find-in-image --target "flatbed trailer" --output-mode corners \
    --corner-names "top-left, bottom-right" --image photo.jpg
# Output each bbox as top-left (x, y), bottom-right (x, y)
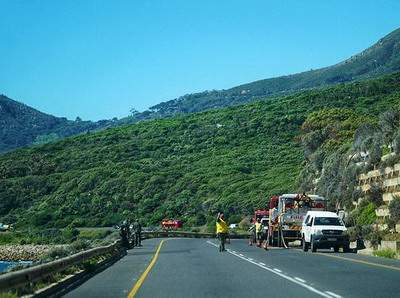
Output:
top-left (268, 194), bottom-right (327, 247)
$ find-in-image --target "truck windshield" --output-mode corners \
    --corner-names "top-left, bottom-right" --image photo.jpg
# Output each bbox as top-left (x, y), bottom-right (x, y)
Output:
top-left (314, 217), bottom-right (343, 226)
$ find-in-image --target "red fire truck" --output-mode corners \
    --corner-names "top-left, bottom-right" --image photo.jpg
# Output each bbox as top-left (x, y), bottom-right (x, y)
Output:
top-left (161, 219), bottom-right (183, 230)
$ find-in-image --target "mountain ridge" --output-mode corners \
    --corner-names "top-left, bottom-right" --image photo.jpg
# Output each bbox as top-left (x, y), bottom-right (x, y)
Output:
top-left (1, 27), bottom-right (400, 153)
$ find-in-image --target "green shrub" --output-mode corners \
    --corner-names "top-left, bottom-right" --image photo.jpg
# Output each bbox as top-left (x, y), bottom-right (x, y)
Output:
top-left (62, 228), bottom-right (79, 242)
top-left (0, 292), bottom-right (18, 298)
top-left (238, 217), bottom-right (251, 231)
top-left (70, 239), bottom-right (91, 252)
top-left (357, 203), bottom-right (377, 225)
top-left (43, 247), bottom-right (70, 260)
top-left (365, 229), bottom-right (383, 249)
top-left (389, 196), bottom-right (400, 223)
top-left (373, 249), bottom-right (397, 259)
top-left (347, 226), bottom-right (361, 242)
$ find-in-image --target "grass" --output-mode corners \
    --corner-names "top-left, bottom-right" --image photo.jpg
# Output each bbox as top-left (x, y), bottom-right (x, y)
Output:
top-left (373, 249), bottom-right (398, 259)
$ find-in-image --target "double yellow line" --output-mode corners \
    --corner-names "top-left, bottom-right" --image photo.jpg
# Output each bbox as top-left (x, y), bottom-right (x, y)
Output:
top-left (127, 240), bottom-right (165, 298)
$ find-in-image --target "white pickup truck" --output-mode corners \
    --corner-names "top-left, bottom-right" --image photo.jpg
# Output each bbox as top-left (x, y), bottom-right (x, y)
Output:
top-left (301, 211), bottom-right (350, 253)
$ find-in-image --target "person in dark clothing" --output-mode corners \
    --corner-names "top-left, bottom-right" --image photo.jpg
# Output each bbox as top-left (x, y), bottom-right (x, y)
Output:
top-left (133, 220), bottom-right (142, 246)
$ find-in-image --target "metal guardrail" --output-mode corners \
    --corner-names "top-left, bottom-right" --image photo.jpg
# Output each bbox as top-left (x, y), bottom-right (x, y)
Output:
top-left (0, 240), bottom-right (122, 292)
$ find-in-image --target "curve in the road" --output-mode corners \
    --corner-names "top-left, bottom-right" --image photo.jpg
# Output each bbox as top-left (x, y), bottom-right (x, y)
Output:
top-left (128, 239), bottom-right (165, 298)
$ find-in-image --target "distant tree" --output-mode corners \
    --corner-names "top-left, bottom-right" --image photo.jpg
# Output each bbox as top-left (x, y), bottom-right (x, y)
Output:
top-left (389, 196), bottom-right (400, 223)
top-left (130, 108), bottom-right (140, 117)
top-left (379, 110), bottom-right (400, 145)
top-left (392, 129), bottom-right (400, 154)
top-left (75, 116), bottom-right (82, 122)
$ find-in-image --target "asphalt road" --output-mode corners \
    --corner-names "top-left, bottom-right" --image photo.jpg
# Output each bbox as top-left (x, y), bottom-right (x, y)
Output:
top-left (64, 238), bottom-right (400, 298)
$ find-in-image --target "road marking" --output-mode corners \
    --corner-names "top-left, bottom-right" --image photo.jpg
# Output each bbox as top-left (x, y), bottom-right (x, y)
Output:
top-left (127, 240), bottom-right (165, 298)
top-left (325, 291), bottom-right (342, 298)
top-left (206, 241), bottom-right (334, 298)
top-left (248, 258), bottom-right (254, 261)
top-left (259, 262), bottom-right (266, 266)
top-left (294, 277), bottom-right (306, 283)
top-left (273, 268), bottom-right (282, 273)
top-left (316, 252), bottom-right (400, 272)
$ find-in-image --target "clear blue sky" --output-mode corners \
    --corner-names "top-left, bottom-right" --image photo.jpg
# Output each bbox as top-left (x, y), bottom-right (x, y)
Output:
top-left (1, 0), bottom-right (399, 121)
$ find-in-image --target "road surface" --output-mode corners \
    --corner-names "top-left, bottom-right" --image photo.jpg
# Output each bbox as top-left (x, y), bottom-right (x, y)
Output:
top-left (64, 238), bottom-right (400, 298)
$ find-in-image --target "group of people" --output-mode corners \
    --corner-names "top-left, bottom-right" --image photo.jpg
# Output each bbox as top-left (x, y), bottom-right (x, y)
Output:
top-left (119, 219), bottom-right (142, 248)
top-left (215, 212), bottom-right (270, 252)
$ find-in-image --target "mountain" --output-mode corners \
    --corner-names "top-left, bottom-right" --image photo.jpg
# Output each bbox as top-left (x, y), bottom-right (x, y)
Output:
top-left (143, 28), bottom-right (400, 117)
top-left (1, 28), bottom-right (400, 154)
top-left (0, 95), bottom-right (116, 153)
top-left (1, 72), bottom-right (399, 228)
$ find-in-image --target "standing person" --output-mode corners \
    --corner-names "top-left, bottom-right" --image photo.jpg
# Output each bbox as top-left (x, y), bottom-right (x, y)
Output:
top-left (248, 224), bottom-right (256, 246)
top-left (255, 218), bottom-right (262, 247)
top-left (216, 212), bottom-right (229, 252)
top-left (134, 220), bottom-right (142, 247)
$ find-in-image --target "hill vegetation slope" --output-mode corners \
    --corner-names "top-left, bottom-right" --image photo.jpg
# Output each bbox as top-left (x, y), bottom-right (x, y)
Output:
top-left (1, 73), bottom-right (400, 228)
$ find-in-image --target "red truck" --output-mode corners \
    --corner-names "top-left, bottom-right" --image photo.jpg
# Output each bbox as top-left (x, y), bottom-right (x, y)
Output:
top-left (161, 219), bottom-right (183, 230)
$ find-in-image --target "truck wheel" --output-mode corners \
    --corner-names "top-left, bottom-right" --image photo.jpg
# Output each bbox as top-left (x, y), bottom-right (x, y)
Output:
top-left (311, 237), bottom-right (317, 253)
top-left (302, 237), bottom-right (309, 252)
top-left (343, 244), bottom-right (350, 253)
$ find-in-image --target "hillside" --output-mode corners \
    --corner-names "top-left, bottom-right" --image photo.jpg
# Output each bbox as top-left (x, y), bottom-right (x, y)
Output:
top-left (2, 28), bottom-right (400, 154)
top-left (0, 95), bottom-right (115, 153)
top-left (1, 73), bottom-right (400, 228)
top-left (144, 28), bottom-right (400, 117)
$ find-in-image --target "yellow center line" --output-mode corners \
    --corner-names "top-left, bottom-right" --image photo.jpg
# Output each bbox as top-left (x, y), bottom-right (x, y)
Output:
top-left (127, 239), bottom-right (165, 298)
top-left (316, 252), bottom-right (400, 271)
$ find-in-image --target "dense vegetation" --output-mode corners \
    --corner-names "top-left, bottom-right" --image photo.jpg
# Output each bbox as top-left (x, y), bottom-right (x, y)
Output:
top-left (1, 72), bottom-right (400, 229)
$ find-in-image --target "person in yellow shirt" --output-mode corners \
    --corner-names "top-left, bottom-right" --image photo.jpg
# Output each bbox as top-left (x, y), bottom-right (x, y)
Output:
top-left (216, 212), bottom-right (229, 252)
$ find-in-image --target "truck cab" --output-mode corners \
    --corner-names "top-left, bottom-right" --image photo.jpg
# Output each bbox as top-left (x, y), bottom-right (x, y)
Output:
top-left (301, 211), bottom-right (350, 253)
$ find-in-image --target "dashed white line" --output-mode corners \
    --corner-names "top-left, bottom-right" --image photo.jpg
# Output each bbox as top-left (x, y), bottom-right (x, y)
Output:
top-left (248, 258), bottom-right (254, 261)
top-left (294, 277), bottom-right (306, 283)
top-left (325, 291), bottom-right (342, 298)
top-left (259, 262), bottom-right (266, 266)
top-left (206, 240), bottom-right (335, 298)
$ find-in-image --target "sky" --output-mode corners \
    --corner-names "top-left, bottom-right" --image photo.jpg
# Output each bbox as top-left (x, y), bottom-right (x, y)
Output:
top-left (1, 0), bottom-right (400, 121)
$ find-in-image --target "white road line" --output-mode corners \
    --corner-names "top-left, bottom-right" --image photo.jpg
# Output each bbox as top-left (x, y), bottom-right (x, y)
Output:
top-left (248, 258), bottom-right (254, 261)
top-left (259, 262), bottom-right (266, 266)
top-left (294, 277), bottom-right (306, 283)
top-left (206, 241), bottom-right (335, 298)
top-left (207, 241), bottom-right (218, 247)
top-left (325, 291), bottom-right (342, 298)
top-left (273, 268), bottom-right (282, 273)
